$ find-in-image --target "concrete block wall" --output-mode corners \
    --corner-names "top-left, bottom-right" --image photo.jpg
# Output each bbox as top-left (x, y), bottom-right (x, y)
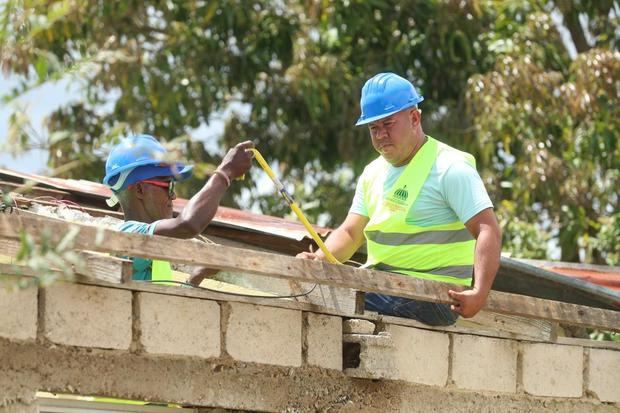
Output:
top-left (521, 342), bottom-right (583, 397)
top-left (137, 292), bottom-right (220, 358)
top-left (0, 278), bottom-right (37, 341)
top-left (1, 280), bottom-right (619, 407)
top-left (452, 334), bottom-right (518, 393)
top-left (0, 281), bottom-right (310, 367)
top-left (344, 320), bottom-right (620, 403)
top-left (42, 283), bottom-right (132, 350)
top-left (225, 302), bottom-right (302, 366)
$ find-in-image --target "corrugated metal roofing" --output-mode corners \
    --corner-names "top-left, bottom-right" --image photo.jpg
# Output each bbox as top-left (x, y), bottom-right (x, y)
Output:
top-left (516, 258), bottom-right (620, 293)
top-left (546, 267), bottom-right (620, 291)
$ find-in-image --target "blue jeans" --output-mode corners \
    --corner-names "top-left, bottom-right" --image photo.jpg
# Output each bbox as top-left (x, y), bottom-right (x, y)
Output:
top-left (365, 292), bottom-right (458, 326)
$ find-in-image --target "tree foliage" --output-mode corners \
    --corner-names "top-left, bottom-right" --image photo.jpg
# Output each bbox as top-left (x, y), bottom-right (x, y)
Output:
top-left (1, 0), bottom-right (618, 263)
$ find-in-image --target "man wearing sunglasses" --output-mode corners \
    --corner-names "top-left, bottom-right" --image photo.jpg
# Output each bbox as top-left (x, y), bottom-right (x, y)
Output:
top-left (103, 134), bottom-right (254, 284)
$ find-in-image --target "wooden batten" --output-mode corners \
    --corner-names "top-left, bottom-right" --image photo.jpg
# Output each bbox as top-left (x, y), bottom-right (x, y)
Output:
top-left (1, 212), bottom-right (619, 332)
top-left (0, 238), bottom-right (132, 284)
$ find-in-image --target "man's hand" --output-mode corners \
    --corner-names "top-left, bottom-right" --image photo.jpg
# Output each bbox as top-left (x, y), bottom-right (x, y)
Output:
top-left (448, 288), bottom-right (488, 318)
top-left (187, 267), bottom-right (220, 286)
top-left (218, 140), bottom-right (254, 180)
top-left (295, 251), bottom-right (321, 260)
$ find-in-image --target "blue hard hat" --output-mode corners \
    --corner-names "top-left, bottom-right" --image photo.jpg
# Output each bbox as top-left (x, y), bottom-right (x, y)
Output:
top-left (103, 134), bottom-right (193, 193)
top-left (355, 72), bottom-right (424, 126)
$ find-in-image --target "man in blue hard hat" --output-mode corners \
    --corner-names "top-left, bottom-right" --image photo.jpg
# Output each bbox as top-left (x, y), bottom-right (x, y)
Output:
top-left (297, 72), bottom-right (501, 324)
top-left (103, 134), bottom-right (254, 284)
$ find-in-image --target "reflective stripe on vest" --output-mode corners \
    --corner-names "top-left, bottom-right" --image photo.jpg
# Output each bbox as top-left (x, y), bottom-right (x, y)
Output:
top-left (362, 136), bottom-right (475, 286)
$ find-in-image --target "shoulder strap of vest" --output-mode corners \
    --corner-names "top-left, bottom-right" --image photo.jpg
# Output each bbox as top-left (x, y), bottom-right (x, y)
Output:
top-left (387, 136), bottom-right (438, 210)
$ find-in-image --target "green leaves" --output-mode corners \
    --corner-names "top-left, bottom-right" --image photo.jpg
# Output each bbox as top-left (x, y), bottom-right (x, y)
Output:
top-left (14, 226), bottom-right (85, 288)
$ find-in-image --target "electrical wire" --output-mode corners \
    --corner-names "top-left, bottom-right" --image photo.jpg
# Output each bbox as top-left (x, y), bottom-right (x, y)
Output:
top-left (141, 279), bottom-right (318, 299)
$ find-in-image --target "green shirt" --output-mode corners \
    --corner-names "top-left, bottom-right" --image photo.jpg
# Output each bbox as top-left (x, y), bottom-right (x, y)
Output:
top-left (117, 220), bottom-right (158, 280)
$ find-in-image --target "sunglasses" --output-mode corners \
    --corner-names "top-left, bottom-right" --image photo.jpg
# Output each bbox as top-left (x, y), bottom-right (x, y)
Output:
top-left (139, 179), bottom-right (176, 197)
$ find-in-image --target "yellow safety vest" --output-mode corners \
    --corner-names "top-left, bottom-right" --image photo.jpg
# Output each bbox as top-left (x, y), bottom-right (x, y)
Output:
top-left (151, 260), bottom-right (173, 284)
top-left (362, 136), bottom-right (475, 286)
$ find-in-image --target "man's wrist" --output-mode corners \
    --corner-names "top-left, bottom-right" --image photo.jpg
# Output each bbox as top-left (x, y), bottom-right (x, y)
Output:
top-left (472, 285), bottom-right (490, 297)
top-left (213, 169), bottom-right (231, 187)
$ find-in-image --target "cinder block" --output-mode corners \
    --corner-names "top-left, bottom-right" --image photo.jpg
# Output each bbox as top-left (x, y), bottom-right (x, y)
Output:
top-left (522, 343), bottom-right (583, 397)
top-left (386, 325), bottom-right (449, 385)
top-left (343, 319), bottom-right (375, 334)
top-left (587, 349), bottom-right (620, 402)
top-left (0, 278), bottom-right (37, 341)
top-left (306, 313), bottom-right (342, 370)
top-left (452, 335), bottom-right (517, 393)
top-left (225, 303), bottom-right (301, 367)
top-left (138, 293), bottom-right (220, 358)
top-left (344, 332), bottom-right (397, 380)
top-left (43, 282), bottom-right (131, 350)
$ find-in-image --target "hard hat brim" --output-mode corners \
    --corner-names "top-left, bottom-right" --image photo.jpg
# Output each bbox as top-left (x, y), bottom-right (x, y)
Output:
top-left (105, 163), bottom-right (193, 191)
top-left (355, 99), bottom-right (423, 126)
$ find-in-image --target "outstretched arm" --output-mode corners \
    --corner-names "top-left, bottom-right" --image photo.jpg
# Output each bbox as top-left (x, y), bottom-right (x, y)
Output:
top-left (297, 213), bottom-right (369, 263)
top-left (154, 141), bottom-right (254, 238)
top-left (448, 207), bottom-right (502, 317)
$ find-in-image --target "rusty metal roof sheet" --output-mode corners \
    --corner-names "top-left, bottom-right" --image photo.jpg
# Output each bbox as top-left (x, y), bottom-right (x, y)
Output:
top-left (516, 258), bottom-right (620, 293)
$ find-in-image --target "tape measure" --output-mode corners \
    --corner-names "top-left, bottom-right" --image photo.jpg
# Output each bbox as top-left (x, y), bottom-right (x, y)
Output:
top-left (247, 148), bottom-right (341, 265)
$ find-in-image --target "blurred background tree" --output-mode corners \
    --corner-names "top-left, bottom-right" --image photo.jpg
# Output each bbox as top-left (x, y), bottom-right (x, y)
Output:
top-left (1, 0), bottom-right (618, 264)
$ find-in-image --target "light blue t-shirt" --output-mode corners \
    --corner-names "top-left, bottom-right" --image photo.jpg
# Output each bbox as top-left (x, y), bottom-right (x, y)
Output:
top-left (350, 148), bottom-right (493, 226)
top-left (118, 220), bottom-right (158, 280)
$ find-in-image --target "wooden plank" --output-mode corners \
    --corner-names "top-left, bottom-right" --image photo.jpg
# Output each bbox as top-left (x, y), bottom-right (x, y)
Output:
top-left (80, 251), bottom-right (133, 284)
top-left (355, 291), bottom-right (366, 315)
top-left (555, 336), bottom-right (620, 350)
top-left (0, 238), bottom-right (131, 284)
top-left (0, 266), bottom-right (362, 319)
top-left (456, 311), bottom-right (555, 341)
top-left (1, 212), bottom-right (619, 332)
top-left (378, 315), bottom-right (555, 343)
top-left (206, 235), bottom-right (358, 314)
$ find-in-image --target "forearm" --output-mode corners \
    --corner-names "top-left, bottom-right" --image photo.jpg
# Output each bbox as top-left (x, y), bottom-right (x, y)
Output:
top-left (174, 174), bottom-right (229, 238)
top-left (317, 226), bottom-right (365, 263)
top-left (472, 226), bottom-right (502, 296)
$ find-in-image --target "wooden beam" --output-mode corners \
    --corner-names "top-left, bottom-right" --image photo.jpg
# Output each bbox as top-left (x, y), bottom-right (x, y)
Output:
top-left (379, 314), bottom-right (557, 343)
top-left (204, 235), bottom-right (358, 314)
top-left (0, 266), bottom-right (360, 319)
top-left (555, 336), bottom-right (620, 350)
top-left (456, 311), bottom-right (556, 341)
top-left (0, 238), bottom-right (132, 284)
top-left (1, 212), bottom-right (619, 331)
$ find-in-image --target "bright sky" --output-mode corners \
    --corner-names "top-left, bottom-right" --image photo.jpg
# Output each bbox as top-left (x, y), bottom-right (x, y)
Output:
top-left (0, 75), bottom-right (75, 174)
